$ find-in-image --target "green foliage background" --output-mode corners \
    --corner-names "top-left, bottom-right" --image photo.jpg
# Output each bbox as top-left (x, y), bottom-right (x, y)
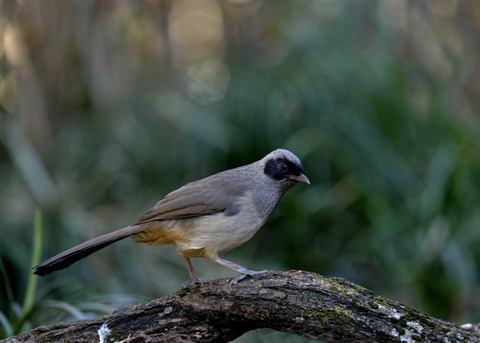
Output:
top-left (1, 0), bottom-right (480, 340)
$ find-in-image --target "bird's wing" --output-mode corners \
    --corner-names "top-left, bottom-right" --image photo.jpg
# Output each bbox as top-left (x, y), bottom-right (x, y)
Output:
top-left (134, 170), bottom-right (248, 224)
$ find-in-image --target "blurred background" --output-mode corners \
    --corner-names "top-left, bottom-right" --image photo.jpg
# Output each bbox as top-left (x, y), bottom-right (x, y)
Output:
top-left (1, 0), bottom-right (480, 341)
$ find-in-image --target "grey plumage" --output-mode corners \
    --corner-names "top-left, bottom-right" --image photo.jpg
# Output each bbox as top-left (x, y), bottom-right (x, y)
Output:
top-left (33, 149), bottom-right (309, 285)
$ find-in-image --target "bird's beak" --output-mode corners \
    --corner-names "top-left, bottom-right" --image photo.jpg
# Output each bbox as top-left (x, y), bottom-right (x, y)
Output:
top-left (290, 173), bottom-right (310, 184)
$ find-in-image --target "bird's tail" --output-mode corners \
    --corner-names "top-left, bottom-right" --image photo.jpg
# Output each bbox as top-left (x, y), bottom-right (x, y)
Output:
top-left (33, 225), bottom-right (143, 276)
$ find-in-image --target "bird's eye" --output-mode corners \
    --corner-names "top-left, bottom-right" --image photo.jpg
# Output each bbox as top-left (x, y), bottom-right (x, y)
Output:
top-left (280, 163), bottom-right (288, 172)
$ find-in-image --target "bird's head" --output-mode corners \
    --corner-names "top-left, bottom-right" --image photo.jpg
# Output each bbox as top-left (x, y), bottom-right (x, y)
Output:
top-left (263, 149), bottom-right (310, 187)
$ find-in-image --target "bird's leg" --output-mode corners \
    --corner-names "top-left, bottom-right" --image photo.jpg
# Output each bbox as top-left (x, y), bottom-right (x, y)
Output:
top-left (180, 257), bottom-right (201, 289)
top-left (208, 255), bottom-right (268, 289)
top-left (184, 256), bottom-right (199, 281)
top-left (180, 256), bottom-right (214, 289)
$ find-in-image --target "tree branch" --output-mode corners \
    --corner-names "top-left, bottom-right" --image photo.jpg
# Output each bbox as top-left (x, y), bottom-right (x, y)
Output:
top-left (5, 271), bottom-right (480, 342)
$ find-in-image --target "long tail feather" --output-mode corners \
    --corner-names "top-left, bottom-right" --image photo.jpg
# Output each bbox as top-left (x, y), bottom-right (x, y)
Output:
top-left (33, 225), bottom-right (142, 276)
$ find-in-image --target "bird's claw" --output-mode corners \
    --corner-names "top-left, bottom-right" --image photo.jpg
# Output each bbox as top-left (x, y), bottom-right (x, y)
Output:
top-left (229, 270), bottom-right (268, 290)
top-left (180, 278), bottom-right (215, 290)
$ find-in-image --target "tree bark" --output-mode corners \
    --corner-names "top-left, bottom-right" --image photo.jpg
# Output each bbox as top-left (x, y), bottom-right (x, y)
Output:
top-left (4, 270), bottom-right (480, 343)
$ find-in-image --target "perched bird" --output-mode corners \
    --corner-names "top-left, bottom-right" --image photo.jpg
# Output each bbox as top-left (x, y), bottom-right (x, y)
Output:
top-left (33, 149), bottom-right (309, 287)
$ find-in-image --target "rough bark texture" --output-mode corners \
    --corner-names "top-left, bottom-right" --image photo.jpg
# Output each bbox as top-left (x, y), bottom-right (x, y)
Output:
top-left (4, 270), bottom-right (480, 343)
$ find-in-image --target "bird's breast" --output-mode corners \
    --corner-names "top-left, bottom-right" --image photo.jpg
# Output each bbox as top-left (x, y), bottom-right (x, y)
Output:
top-left (176, 190), bottom-right (269, 256)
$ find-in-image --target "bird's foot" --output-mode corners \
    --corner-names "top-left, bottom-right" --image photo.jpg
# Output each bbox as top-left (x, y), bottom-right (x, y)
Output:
top-left (229, 269), bottom-right (268, 290)
top-left (180, 278), bottom-right (215, 290)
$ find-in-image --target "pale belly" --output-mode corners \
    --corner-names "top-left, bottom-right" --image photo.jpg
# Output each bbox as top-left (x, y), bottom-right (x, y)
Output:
top-left (176, 193), bottom-right (267, 258)
top-left (132, 190), bottom-right (273, 259)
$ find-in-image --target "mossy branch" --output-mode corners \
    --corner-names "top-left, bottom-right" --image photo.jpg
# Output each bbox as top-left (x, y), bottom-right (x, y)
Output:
top-left (4, 271), bottom-right (480, 343)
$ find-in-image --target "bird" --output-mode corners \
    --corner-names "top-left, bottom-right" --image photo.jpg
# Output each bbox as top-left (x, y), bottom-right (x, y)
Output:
top-left (33, 149), bottom-right (309, 287)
